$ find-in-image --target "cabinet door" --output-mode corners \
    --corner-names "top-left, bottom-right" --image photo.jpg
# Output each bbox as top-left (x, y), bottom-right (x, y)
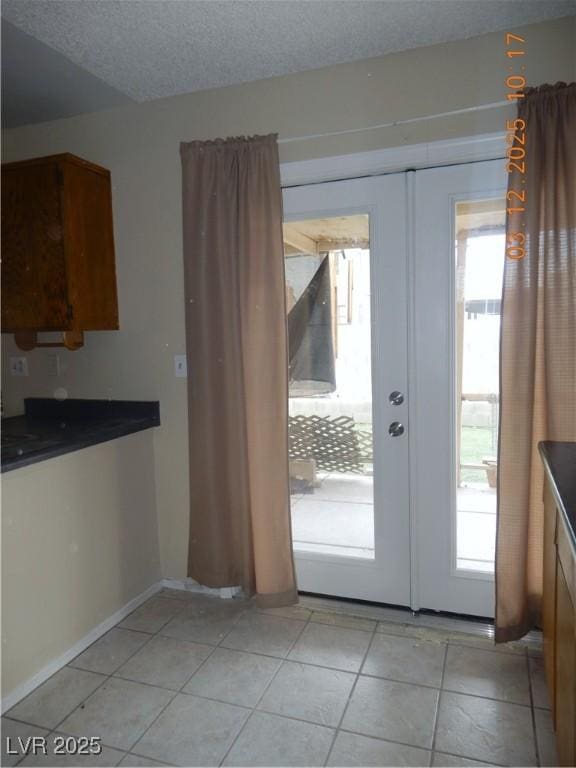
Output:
top-left (556, 560), bottom-right (576, 767)
top-left (543, 485), bottom-right (557, 713)
top-left (1, 162), bottom-right (70, 331)
top-left (61, 159), bottom-right (119, 330)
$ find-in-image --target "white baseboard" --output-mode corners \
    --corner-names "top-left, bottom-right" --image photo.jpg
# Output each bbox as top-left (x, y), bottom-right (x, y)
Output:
top-left (1, 581), bottom-right (162, 714)
top-left (161, 577), bottom-right (242, 600)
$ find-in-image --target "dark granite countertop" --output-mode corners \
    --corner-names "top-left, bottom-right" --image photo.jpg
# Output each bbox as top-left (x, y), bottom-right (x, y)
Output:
top-left (539, 441), bottom-right (576, 553)
top-left (1, 398), bottom-right (160, 473)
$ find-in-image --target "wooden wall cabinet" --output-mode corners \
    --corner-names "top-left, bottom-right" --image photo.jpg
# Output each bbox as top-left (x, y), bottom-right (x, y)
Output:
top-left (1, 153), bottom-right (119, 349)
top-left (542, 451), bottom-right (576, 767)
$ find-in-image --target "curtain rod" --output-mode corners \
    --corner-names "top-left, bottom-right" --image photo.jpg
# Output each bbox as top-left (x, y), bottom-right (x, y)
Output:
top-left (277, 100), bottom-right (509, 145)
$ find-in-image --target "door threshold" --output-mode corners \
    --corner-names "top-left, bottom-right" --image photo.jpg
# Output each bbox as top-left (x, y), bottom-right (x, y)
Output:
top-left (298, 592), bottom-right (542, 652)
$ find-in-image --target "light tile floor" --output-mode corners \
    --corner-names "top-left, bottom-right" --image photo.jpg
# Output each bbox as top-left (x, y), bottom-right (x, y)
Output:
top-left (2, 590), bottom-right (556, 767)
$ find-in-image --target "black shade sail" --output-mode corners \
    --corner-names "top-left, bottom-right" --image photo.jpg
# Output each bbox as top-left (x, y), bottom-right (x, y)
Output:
top-left (288, 255), bottom-right (336, 397)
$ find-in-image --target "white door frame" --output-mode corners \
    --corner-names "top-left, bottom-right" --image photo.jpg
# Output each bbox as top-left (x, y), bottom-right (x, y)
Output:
top-left (280, 132), bottom-right (506, 188)
top-left (281, 132), bottom-right (507, 613)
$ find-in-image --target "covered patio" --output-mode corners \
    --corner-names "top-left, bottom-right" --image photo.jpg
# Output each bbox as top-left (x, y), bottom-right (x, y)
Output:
top-left (290, 473), bottom-right (496, 571)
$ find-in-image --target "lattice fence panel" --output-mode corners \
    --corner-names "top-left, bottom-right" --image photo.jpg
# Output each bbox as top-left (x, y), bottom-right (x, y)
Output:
top-left (289, 414), bottom-right (373, 474)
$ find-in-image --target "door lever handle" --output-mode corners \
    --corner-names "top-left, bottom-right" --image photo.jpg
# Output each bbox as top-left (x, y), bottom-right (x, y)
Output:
top-left (388, 421), bottom-right (405, 437)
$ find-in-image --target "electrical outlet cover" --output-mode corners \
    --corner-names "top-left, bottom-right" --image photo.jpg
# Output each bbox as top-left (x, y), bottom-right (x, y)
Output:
top-left (9, 357), bottom-right (29, 376)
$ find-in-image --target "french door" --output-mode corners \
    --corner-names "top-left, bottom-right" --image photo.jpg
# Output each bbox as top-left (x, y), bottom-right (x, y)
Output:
top-left (283, 158), bottom-right (506, 618)
top-left (413, 159), bottom-right (506, 617)
top-left (283, 174), bottom-right (411, 606)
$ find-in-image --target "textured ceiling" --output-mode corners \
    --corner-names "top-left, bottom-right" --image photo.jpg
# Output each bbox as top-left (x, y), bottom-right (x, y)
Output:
top-left (3, 0), bottom-right (575, 104)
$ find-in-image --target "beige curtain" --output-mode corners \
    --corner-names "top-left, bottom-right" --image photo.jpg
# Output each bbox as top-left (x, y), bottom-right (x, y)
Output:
top-left (496, 83), bottom-right (576, 642)
top-left (180, 134), bottom-right (297, 607)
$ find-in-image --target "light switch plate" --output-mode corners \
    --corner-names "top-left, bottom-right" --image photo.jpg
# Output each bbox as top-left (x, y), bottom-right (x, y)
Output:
top-left (9, 356), bottom-right (28, 377)
top-left (174, 354), bottom-right (187, 378)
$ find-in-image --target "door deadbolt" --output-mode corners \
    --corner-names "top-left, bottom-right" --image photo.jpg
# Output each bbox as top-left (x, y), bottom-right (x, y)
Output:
top-left (388, 421), bottom-right (405, 437)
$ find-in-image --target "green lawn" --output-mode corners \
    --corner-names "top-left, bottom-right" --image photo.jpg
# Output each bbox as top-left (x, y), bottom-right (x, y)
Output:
top-left (357, 423), bottom-right (495, 483)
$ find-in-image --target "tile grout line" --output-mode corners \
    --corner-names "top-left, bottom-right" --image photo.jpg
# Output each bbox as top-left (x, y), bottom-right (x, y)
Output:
top-left (427, 742), bottom-right (509, 768)
top-left (122, 754), bottom-right (171, 767)
top-left (526, 651), bottom-right (541, 767)
top-left (122, 686), bottom-right (178, 757)
top-left (216, 605), bottom-right (313, 767)
top-left (334, 730), bottom-right (478, 766)
top-left (429, 640), bottom-right (449, 761)
top-left (73, 627), bottom-right (157, 673)
top-left (322, 617), bottom-right (380, 767)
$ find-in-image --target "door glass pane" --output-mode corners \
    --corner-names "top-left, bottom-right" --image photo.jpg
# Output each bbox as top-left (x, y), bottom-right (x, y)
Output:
top-left (454, 199), bottom-right (505, 573)
top-left (283, 215), bottom-right (374, 559)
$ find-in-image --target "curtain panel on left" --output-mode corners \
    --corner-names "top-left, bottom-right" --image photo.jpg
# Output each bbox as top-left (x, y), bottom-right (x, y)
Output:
top-left (180, 133), bottom-right (297, 607)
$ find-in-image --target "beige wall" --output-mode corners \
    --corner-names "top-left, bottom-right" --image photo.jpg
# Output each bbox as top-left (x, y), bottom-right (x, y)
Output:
top-left (1, 431), bottom-right (161, 697)
top-left (2, 16), bottom-right (575, 582)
